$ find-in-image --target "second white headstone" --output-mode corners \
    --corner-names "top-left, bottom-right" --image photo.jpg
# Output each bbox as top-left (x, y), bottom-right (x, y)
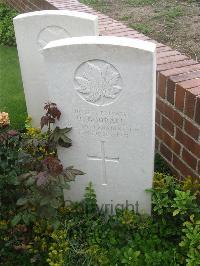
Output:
top-left (43, 36), bottom-right (156, 214)
top-left (14, 10), bottom-right (98, 126)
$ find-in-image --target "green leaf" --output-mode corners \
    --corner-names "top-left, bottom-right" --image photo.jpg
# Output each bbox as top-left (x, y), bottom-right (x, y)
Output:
top-left (49, 126), bottom-right (72, 148)
top-left (135, 251), bottom-right (141, 257)
top-left (173, 209), bottom-right (180, 216)
top-left (28, 213), bottom-right (36, 223)
top-left (128, 248), bottom-right (133, 256)
top-left (22, 213), bottom-right (30, 225)
top-left (58, 138), bottom-right (72, 148)
top-left (58, 127), bottom-right (72, 134)
top-left (62, 182), bottom-right (70, 189)
top-left (25, 177), bottom-right (35, 186)
top-left (40, 197), bottom-right (49, 206)
top-left (51, 220), bottom-right (61, 230)
top-left (11, 214), bottom-right (21, 226)
top-left (63, 166), bottom-right (85, 181)
top-left (16, 197), bottom-right (28, 206)
top-left (51, 199), bottom-right (61, 208)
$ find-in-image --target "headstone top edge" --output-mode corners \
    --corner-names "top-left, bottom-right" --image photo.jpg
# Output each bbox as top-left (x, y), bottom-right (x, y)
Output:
top-left (43, 36), bottom-right (156, 53)
top-left (13, 10), bottom-right (98, 22)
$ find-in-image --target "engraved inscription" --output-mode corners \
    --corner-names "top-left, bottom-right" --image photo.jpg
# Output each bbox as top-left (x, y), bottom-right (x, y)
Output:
top-left (74, 60), bottom-right (123, 106)
top-left (87, 141), bottom-right (119, 185)
top-left (37, 26), bottom-right (70, 49)
top-left (74, 108), bottom-right (134, 138)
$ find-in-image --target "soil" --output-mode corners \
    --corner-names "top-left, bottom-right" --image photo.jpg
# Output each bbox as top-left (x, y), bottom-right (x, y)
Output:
top-left (81, 0), bottom-right (200, 61)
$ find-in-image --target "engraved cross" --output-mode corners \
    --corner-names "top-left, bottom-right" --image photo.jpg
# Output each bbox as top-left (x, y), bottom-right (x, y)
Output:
top-left (87, 141), bottom-right (119, 185)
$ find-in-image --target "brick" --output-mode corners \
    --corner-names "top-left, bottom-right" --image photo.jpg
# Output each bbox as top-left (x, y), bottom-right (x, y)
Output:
top-left (157, 50), bottom-right (180, 59)
top-left (184, 119), bottom-right (200, 141)
top-left (115, 31), bottom-right (146, 39)
top-left (178, 78), bottom-right (200, 89)
top-left (173, 111), bottom-right (184, 128)
top-left (173, 155), bottom-right (197, 178)
top-left (195, 96), bottom-right (200, 125)
top-left (156, 98), bottom-right (183, 128)
top-left (156, 110), bottom-right (161, 125)
top-left (157, 55), bottom-right (188, 65)
top-left (161, 64), bottom-right (200, 77)
top-left (189, 86), bottom-right (200, 95)
top-left (99, 19), bottom-right (119, 26)
top-left (184, 89), bottom-right (199, 119)
top-left (161, 116), bottom-right (174, 136)
top-left (182, 148), bottom-right (197, 170)
top-left (157, 60), bottom-right (197, 72)
top-left (157, 46), bottom-right (173, 53)
top-left (176, 128), bottom-right (200, 157)
top-left (156, 125), bottom-right (181, 155)
top-left (166, 79), bottom-right (175, 105)
top-left (101, 24), bottom-right (129, 32)
top-left (148, 39), bottom-right (159, 44)
top-left (175, 84), bottom-right (186, 111)
top-left (170, 70), bottom-right (200, 83)
top-left (155, 137), bottom-right (159, 150)
top-left (160, 143), bottom-right (172, 162)
top-left (156, 97), bottom-right (165, 113)
top-left (158, 73), bottom-right (167, 98)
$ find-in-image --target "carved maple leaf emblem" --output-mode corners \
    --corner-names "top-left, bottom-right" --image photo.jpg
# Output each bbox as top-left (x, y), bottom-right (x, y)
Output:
top-left (38, 26), bottom-right (69, 49)
top-left (75, 61), bottom-right (122, 105)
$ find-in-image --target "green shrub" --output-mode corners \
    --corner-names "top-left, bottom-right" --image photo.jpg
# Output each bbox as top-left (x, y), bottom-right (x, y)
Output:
top-left (1, 172), bottom-right (200, 265)
top-left (0, 3), bottom-right (17, 46)
top-left (180, 215), bottom-right (200, 265)
top-left (0, 107), bottom-right (199, 265)
top-left (0, 104), bottom-right (84, 265)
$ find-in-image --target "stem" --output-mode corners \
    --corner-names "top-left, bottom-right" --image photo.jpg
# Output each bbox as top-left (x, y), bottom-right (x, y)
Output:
top-left (48, 116), bottom-right (51, 135)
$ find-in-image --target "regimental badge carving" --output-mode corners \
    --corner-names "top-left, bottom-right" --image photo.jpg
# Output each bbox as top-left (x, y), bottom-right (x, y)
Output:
top-left (37, 26), bottom-right (70, 49)
top-left (74, 60), bottom-right (123, 106)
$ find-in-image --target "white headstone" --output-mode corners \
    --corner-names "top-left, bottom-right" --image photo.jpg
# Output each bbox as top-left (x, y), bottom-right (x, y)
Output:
top-left (13, 10), bottom-right (98, 126)
top-left (42, 36), bottom-right (156, 214)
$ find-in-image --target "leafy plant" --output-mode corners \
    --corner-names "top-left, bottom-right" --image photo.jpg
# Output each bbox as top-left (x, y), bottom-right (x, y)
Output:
top-left (82, 182), bottom-right (97, 213)
top-left (181, 176), bottom-right (200, 204)
top-left (1, 171), bottom-right (200, 265)
top-left (179, 215), bottom-right (200, 265)
top-left (1, 107), bottom-right (200, 265)
top-left (41, 102), bottom-right (72, 150)
top-left (121, 248), bottom-right (141, 265)
top-left (0, 3), bottom-right (17, 46)
top-left (172, 190), bottom-right (198, 217)
top-left (0, 104), bottom-right (84, 230)
top-left (148, 172), bottom-right (180, 216)
top-left (10, 103), bottom-right (84, 227)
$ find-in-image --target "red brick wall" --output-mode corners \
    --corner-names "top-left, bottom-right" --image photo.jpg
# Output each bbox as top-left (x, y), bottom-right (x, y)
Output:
top-left (4, 0), bottom-right (200, 179)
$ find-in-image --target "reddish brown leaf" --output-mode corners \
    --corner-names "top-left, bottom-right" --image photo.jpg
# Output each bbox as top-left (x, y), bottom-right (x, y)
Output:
top-left (40, 115), bottom-right (49, 129)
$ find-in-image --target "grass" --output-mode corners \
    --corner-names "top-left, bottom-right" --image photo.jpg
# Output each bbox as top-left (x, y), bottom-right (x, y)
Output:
top-left (129, 23), bottom-right (152, 34)
top-left (126, 0), bottom-right (156, 6)
top-left (81, 0), bottom-right (157, 7)
top-left (0, 45), bottom-right (27, 128)
top-left (153, 6), bottom-right (184, 22)
top-left (80, 0), bottom-right (200, 61)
